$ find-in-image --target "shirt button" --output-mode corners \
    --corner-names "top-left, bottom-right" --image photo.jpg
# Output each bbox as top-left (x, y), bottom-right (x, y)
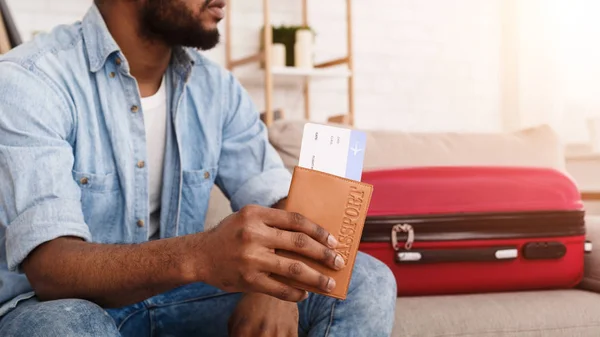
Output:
top-left (131, 105), bottom-right (139, 113)
top-left (109, 72), bottom-right (116, 78)
top-left (204, 171), bottom-right (210, 179)
top-left (137, 161), bottom-right (145, 168)
top-left (137, 219), bottom-right (145, 227)
top-left (80, 177), bottom-right (89, 185)
top-left (116, 57), bottom-right (122, 66)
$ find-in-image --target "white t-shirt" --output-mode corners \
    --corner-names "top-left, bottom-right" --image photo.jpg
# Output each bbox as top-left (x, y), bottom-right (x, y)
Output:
top-left (140, 77), bottom-right (167, 239)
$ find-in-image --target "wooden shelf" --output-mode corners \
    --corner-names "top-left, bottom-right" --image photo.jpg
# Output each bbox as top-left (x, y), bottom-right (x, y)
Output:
top-left (315, 57), bottom-right (350, 69)
top-left (225, 0), bottom-right (355, 127)
top-left (228, 52), bottom-right (264, 69)
top-left (235, 67), bottom-right (351, 87)
top-left (271, 66), bottom-right (352, 78)
top-left (582, 192), bottom-right (600, 201)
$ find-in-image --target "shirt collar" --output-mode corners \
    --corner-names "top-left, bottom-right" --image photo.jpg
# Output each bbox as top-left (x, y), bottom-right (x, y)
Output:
top-left (82, 4), bottom-right (121, 73)
top-left (82, 4), bottom-right (196, 75)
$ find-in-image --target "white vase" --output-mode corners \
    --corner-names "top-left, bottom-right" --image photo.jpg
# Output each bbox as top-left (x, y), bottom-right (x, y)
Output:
top-left (271, 43), bottom-right (286, 68)
top-left (294, 29), bottom-right (313, 68)
top-left (295, 29), bottom-right (313, 46)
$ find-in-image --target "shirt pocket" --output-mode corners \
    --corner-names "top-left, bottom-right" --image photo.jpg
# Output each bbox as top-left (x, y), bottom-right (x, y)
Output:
top-left (72, 170), bottom-right (124, 241)
top-left (178, 166), bottom-right (218, 235)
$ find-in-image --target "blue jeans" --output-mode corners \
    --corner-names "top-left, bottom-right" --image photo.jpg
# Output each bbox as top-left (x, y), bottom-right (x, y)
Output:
top-left (0, 252), bottom-right (396, 336)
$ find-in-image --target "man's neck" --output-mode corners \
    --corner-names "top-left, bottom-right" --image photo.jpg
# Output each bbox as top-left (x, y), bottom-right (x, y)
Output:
top-left (98, 3), bottom-right (170, 97)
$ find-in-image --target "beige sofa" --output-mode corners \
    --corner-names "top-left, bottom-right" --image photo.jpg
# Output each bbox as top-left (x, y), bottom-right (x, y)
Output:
top-left (206, 120), bottom-right (600, 337)
top-left (567, 153), bottom-right (600, 215)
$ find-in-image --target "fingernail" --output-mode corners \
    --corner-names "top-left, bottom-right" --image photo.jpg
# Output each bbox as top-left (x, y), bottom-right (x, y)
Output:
top-left (327, 235), bottom-right (338, 248)
top-left (301, 291), bottom-right (309, 301)
top-left (334, 255), bottom-right (345, 269)
top-left (326, 278), bottom-right (336, 292)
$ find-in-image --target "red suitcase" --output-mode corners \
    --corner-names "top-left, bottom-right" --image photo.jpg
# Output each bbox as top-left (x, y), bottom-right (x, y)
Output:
top-left (358, 166), bottom-right (590, 297)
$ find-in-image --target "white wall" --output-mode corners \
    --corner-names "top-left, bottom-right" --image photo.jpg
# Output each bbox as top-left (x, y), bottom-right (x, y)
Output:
top-left (508, 0), bottom-right (600, 145)
top-left (5, 0), bottom-right (504, 133)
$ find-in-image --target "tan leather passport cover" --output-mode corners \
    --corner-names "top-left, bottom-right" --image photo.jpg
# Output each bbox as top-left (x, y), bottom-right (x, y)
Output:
top-left (276, 166), bottom-right (374, 300)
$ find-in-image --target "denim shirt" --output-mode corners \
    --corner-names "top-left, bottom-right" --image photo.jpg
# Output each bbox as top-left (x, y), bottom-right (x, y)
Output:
top-left (0, 5), bottom-right (292, 317)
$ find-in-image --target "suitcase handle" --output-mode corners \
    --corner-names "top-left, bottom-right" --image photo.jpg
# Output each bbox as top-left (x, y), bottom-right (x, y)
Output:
top-left (391, 224), bottom-right (414, 250)
top-left (396, 246), bottom-right (519, 264)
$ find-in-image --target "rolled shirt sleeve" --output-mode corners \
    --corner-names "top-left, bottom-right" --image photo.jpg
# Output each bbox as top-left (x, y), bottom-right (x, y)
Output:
top-left (215, 73), bottom-right (292, 212)
top-left (0, 62), bottom-right (91, 272)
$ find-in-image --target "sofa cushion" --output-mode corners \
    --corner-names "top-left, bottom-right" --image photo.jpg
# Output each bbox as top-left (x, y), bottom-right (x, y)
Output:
top-left (267, 120), bottom-right (566, 171)
top-left (393, 289), bottom-right (600, 337)
top-left (205, 186), bottom-right (232, 230)
top-left (566, 155), bottom-right (600, 215)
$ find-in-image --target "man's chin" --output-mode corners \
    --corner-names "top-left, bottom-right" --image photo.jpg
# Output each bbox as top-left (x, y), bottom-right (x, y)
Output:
top-left (140, 2), bottom-right (221, 50)
top-left (199, 13), bottom-right (223, 30)
top-left (178, 30), bottom-right (221, 50)
top-left (145, 21), bottom-right (221, 50)
top-left (201, 22), bottom-right (221, 33)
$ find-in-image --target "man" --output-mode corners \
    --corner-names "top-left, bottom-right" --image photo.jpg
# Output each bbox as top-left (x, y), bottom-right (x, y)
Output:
top-left (0, 0), bottom-right (396, 336)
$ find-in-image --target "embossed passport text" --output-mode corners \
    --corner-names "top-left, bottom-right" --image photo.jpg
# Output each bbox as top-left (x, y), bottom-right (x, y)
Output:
top-left (276, 166), bottom-right (374, 300)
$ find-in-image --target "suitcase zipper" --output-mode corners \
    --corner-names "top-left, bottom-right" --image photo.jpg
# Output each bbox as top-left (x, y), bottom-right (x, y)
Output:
top-left (364, 210), bottom-right (585, 243)
top-left (391, 223), bottom-right (527, 262)
top-left (368, 211), bottom-right (588, 264)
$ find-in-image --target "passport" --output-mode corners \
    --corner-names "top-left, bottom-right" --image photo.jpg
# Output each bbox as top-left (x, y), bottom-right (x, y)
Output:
top-left (298, 123), bottom-right (367, 181)
top-left (276, 166), bottom-right (374, 300)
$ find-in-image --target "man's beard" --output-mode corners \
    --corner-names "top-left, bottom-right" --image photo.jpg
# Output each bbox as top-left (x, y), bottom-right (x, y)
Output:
top-left (140, 0), bottom-right (220, 50)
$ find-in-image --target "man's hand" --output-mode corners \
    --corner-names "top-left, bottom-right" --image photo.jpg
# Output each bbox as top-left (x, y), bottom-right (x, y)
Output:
top-left (228, 293), bottom-right (300, 337)
top-left (192, 205), bottom-right (345, 302)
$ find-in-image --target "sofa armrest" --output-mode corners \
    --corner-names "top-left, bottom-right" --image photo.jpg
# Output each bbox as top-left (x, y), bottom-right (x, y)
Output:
top-left (579, 216), bottom-right (600, 293)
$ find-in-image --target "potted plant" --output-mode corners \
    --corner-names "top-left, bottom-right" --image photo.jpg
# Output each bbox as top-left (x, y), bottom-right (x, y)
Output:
top-left (260, 25), bottom-right (315, 67)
